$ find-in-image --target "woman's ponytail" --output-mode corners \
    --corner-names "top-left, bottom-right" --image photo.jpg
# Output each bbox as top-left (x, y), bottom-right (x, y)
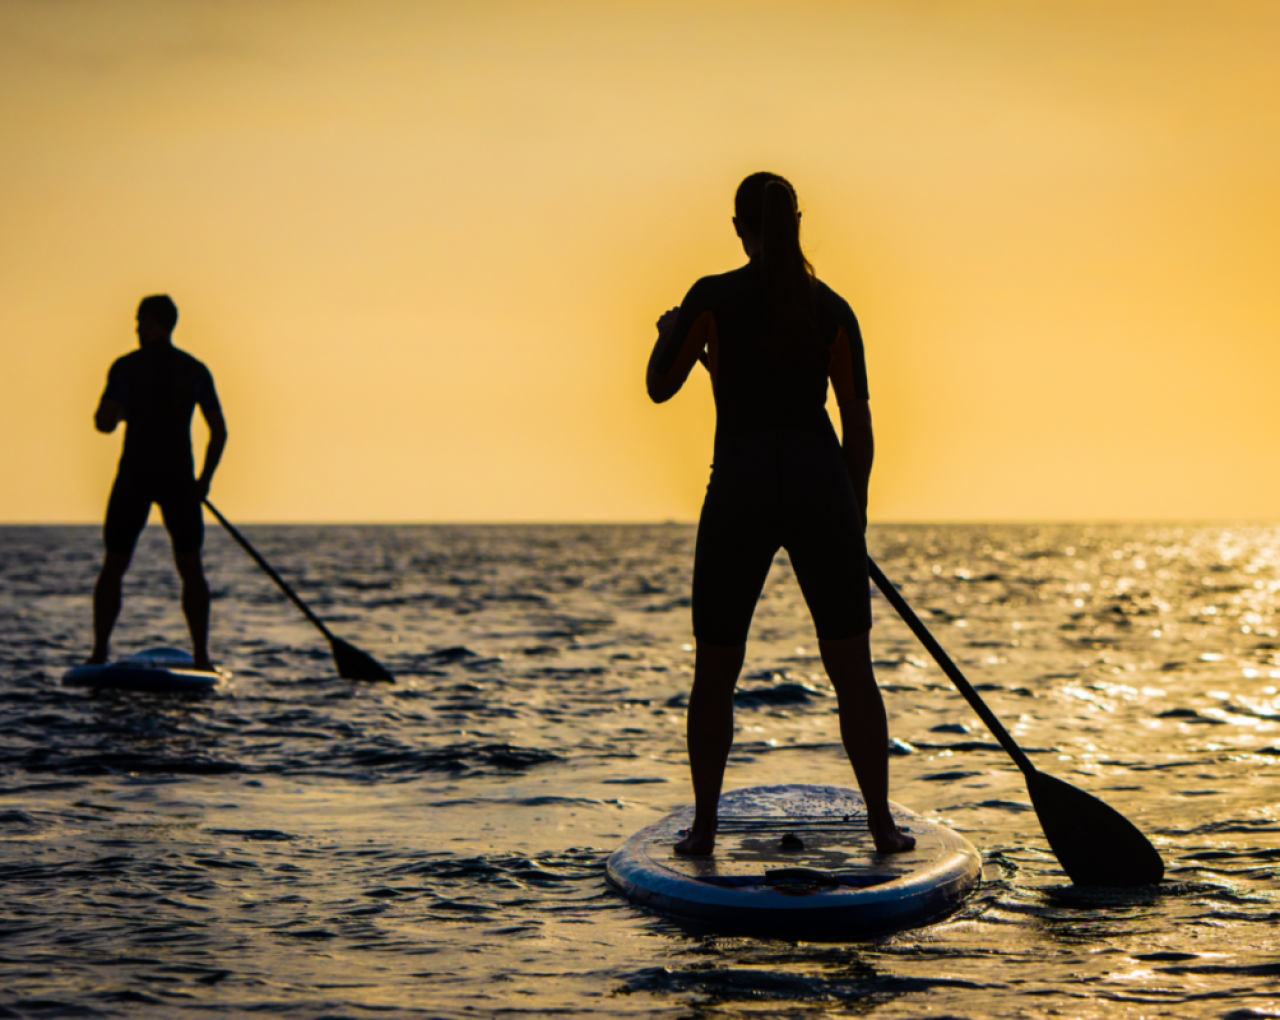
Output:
top-left (735, 172), bottom-right (818, 351)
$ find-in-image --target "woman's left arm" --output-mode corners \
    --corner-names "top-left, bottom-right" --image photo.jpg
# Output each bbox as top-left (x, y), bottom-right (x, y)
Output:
top-left (829, 320), bottom-right (874, 529)
top-left (837, 398), bottom-right (874, 530)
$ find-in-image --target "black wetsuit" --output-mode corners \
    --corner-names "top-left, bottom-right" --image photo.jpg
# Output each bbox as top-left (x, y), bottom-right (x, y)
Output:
top-left (652, 259), bottom-right (871, 645)
top-left (100, 342), bottom-right (221, 555)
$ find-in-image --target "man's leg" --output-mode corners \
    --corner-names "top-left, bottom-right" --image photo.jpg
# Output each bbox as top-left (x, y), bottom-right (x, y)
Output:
top-left (674, 642), bottom-right (746, 856)
top-left (819, 633), bottom-right (916, 853)
top-left (90, 551), bottom-right (132, 664)
top-left (96, 474), bottom-right (150, 664)
top-left (160, 484), bottom-right (211, 671)
top-left (173, 551), bottom-right (212, 670)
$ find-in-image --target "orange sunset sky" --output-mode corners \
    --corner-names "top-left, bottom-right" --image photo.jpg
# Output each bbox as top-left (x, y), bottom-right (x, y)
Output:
top-left (2, 0), bottom-right (1278, 524)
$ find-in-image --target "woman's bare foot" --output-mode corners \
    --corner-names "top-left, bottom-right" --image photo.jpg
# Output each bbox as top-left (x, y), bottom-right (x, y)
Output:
top-left (869, 815), bottom-right (916, 854)
top-left (674, 825), bottom-right (716, 856)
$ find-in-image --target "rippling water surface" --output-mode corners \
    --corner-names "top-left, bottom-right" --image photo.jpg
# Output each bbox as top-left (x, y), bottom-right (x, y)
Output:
top-left (3, 522), bottom-right (1280, 1018)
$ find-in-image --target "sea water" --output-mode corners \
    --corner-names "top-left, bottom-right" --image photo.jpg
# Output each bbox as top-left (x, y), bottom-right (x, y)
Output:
top-left (1, 522), bottom-right (1279, 1018)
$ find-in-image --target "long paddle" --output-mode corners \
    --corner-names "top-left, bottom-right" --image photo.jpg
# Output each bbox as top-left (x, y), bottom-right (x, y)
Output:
top-left (204, 500), bottom-right (394, 683)
top-left (868, 557), bottom-right (1161, 886)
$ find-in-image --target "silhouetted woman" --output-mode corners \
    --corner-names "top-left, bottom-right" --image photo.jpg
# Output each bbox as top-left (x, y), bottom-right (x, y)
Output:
top-left (646, 172), bottom-right (914, 855)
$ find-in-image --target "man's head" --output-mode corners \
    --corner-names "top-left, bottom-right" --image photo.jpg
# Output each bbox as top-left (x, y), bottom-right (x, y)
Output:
top-left (136, 294), bottom-right (178, 346)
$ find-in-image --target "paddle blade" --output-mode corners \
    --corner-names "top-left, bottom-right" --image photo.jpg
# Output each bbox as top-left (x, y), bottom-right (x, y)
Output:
top-left (329, 636), bottom-right (395, 683)
top-left (1026, 769), bottom-right (1163, 886)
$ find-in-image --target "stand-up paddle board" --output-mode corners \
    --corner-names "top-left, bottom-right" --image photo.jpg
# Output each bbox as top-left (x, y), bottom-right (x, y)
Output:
top-left (607, 784), bottom-right (979, 939)
top-left (63, 647), bottom-right (225, 694)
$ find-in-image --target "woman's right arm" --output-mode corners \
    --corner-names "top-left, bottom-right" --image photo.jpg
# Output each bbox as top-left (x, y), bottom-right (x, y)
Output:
top-left (646, 289), bottom-right (716, 403)
top-left (646, 307), bottom-right (684, 403)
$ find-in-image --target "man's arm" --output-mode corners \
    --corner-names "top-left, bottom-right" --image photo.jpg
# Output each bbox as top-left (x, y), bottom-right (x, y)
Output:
top-left (196, 393), bottom-right (228, 499)
top-left (96, 358), bottom-right (129, 433)
top-left (94, 397), bottom-right (124, 434)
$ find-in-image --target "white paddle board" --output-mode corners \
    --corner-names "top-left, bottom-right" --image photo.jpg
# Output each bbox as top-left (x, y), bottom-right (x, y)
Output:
top-left (607, 784), bottom-right (980, 939)
top-left (63, 646), bottom-right (225, 694)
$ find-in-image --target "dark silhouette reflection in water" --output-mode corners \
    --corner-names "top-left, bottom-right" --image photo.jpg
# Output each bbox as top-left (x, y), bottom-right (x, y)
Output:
top-left (90, 294), bottom-right (227, 670)
top-left (618, 933), bottom-right (983, 1013)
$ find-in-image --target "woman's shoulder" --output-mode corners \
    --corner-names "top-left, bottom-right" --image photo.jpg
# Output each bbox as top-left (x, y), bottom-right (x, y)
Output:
top-left (681, 263), bottom-right (755, 307)
top-left (812, 277), bottom-right (859, 326)
top-left (690, 262), bottom-right (754, 289)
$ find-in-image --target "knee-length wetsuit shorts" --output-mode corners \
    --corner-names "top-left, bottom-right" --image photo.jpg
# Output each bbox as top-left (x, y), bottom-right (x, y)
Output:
top-left (104, 472), bottom-right (204, 556)
top-left (692, 428), bottom-right (871, 646)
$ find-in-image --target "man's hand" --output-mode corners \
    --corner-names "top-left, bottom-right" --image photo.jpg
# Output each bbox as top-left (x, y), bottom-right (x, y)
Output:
top-left (656, 307), bottom-right (680, 337)
top-left (196, 403), bottom-right (226, 506)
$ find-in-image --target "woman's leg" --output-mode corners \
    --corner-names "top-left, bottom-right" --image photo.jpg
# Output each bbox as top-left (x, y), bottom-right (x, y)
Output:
top-left (779, 436), bottom-right (913, 852)
top-left (820, 633), bottom-right (915, 853)
top-left (682, 439), bottom-right (776, 856)
top-left (674, 642), bottom-right (746, 856)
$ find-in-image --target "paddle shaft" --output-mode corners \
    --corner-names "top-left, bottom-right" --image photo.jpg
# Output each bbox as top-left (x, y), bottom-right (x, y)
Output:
top-left (868, 558), bottom-right (1035, 776)
top-left (203, 500), bottom-right (337, 643)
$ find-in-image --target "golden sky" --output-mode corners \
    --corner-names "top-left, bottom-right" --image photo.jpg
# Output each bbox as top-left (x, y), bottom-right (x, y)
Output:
top-left (3, 0), bottom-right (1278, 523)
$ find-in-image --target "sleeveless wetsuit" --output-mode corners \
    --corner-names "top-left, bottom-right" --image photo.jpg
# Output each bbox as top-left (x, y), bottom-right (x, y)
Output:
top-left (652, 259), bottom-right (871, 645)
top-left (100, 342), bottom-right (220, 555)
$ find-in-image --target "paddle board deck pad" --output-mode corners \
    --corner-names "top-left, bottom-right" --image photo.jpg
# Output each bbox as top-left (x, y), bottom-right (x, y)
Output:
top-left (62, 647), bottom-right (225, 694)
top-left (607, 784), bottom-right (980, 940)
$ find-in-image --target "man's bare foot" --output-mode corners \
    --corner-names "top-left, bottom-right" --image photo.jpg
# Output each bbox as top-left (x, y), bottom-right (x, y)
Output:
top-left (674, 826), bottom-right (716, 856)
top-left (86, 652), bottom-right (107, 666)
top-left (193, 657), bottom-right (216, 673)
top-left (869, 816), bottom-right (916, 854)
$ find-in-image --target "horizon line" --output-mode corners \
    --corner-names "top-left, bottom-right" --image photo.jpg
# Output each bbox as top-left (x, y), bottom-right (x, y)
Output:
top-left (3, 518), bottom-right (1279, 528)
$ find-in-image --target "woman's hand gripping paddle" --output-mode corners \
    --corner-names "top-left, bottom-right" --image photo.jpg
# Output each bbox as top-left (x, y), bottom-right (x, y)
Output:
top-left (204, 501), bottom-right (394, 683)
top-left (868, 558), bottom-right (1161, 886)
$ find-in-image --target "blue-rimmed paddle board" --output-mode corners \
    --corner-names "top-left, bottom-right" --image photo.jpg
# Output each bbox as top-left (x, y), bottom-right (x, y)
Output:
top-left (607, 784), bottom-right (979, 939)
top-left (63, 646), bottom-right (225, 694)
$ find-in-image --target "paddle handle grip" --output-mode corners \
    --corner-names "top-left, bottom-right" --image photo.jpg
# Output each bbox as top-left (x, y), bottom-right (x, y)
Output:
top-left (204, 500), bottom-right (336, 643)
top-left (868, 557), bottom-right (1035, 776)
